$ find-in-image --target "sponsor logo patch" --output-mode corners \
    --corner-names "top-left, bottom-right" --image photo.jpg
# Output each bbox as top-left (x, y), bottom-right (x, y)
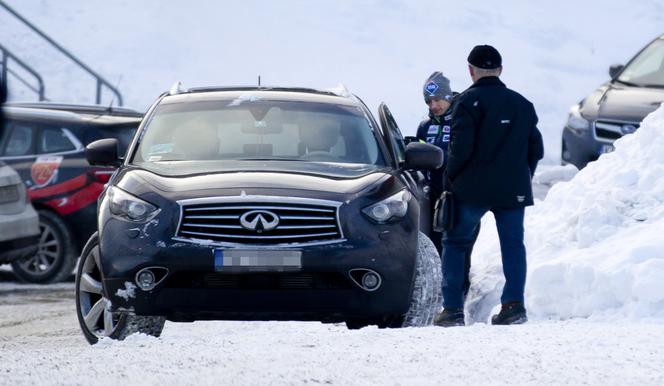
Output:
top-left (442, 126), bottom-right (451, 133)
top-left (425, 81), bottom-right (439, 96)
top-left (31, 156), bottom-right (63, 188)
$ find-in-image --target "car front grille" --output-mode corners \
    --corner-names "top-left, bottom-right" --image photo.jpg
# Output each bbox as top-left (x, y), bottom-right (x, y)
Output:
top-left (594, 120), bottom-right (640, 142)
top-left (175, 196), bottom-right (344, 246)
top-left (165, 272), bottom-right (352, 290)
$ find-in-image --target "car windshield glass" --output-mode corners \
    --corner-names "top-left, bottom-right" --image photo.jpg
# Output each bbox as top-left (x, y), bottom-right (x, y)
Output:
top-left (617, 38), bottom-right (664, 87)
top-left (131, 98), bottom-right (384, 167)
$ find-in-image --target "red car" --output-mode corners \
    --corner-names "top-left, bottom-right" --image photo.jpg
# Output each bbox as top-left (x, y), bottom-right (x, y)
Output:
top-left (0, 103), bottom-right (142, 282)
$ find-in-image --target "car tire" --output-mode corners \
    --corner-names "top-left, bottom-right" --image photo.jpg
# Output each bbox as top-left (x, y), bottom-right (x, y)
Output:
top-left (75, 233), bottom-right (165, 345)
top-left (10, 210), bottom-right (76, 283)
top-left (401, 232), bottom-right (443, 327)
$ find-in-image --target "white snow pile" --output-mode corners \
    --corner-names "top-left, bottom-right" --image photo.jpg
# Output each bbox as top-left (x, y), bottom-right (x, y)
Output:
top-left (469, 106), bottom-right (664, 322)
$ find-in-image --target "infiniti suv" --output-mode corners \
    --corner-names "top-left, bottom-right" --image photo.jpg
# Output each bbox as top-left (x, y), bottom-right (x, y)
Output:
top-left (562, 34), bottom-right (664, 168)
top-left (75, 85), bottom-right (444, 344)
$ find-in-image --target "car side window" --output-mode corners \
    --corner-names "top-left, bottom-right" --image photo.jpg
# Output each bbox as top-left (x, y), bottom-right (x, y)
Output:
top-left (39, 127), bottom-right (76, 154)
top-left (3, 123), bottom-right (36, 156)
top-left (388, 125), bottom-right (407, 164)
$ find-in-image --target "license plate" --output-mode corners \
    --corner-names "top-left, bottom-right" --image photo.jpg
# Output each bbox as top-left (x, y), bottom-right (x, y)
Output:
top-left (0, 185), bottom-right (19, 204)
top-left (214, 249), bottom-right (302, 272)
top-left (599, 144), bottom-right (615, 154)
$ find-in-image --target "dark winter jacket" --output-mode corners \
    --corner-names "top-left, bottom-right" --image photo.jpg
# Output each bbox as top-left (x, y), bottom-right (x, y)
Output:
top-left (416, 103), bottom-right (455, 193)
top-left (447, 76), bottom-right (544, 208)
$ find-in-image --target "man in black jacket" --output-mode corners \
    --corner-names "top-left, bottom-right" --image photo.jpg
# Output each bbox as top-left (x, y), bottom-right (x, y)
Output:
top-left (434, 45), bottom-right (544, 327)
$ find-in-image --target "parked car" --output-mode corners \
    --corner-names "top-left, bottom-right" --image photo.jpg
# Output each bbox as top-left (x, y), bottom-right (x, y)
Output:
top-left (562, 34), bottom-right (664, 169)
top-left (0, 161), bottom-right (40, 265)
top-left (75, 85), bottom-right (443, 344)
top-left (0, 103), bottom-right (142, 282)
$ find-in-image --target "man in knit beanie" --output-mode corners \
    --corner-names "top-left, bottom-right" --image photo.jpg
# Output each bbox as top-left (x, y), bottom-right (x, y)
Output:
top-left (416, 71), bottom-right (477, 301)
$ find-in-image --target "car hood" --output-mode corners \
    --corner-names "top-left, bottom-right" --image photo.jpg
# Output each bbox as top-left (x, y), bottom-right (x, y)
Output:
top-left (582, 83), bottom-right (664, 122)
top-left (117, 161), bottom-right (393, 197)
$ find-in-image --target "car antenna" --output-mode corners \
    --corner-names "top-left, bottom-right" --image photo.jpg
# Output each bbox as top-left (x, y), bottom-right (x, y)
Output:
top-left (258, 75), bottom-right (261, 87)
top-left (106, 74), bottom-right (123, 113)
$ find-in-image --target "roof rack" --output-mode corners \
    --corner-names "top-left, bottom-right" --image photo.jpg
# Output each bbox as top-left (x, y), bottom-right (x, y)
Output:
top-left (3, 102), bottom-right (143, 117)
top-left (175, 85), bottom-right (343, 98)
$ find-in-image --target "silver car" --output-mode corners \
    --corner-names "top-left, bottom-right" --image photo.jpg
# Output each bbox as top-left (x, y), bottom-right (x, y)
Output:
top-left (0, 161), bottom-right (39, 265)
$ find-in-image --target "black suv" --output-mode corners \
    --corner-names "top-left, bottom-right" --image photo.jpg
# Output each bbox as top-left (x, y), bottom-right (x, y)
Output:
top-left (562, 34), bottom-right (664, 169)
top-left (0, 103), bottom-right (142, 282)
top-left (75, 86), bottom-right (444, 344)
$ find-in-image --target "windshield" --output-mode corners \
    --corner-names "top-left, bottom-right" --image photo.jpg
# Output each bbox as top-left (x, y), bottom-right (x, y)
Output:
top-left (617, 38), bottom-right (664, 87)
top-left (131, 98), bottom-right (384, 169)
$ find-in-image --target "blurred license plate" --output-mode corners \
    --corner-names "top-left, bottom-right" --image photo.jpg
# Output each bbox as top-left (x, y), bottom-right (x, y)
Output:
top-left (600, 144), bottom-right (615, 154)
top-left (214, 249), bottom-right (302, 272)
top-left (0, 185), bottom-right (19, 204)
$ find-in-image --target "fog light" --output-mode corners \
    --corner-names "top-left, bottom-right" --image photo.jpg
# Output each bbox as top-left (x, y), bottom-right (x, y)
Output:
top-left (136, 270), bottom-right (156, 290)
top-left (362, 272), bottom-right (380, 290)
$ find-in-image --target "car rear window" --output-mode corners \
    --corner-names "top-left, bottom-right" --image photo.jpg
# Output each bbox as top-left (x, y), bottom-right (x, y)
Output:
top-left (131, 99), bottom-right (384, 167)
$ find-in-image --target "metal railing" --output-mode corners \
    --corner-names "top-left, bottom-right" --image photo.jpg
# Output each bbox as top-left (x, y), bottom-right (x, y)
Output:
top-left (0, 0), bottom-right (123, 105)
top-left (0, 43), bottom-right (46, 101)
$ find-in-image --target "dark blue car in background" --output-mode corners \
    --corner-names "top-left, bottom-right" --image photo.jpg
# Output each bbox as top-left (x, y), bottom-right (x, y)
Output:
top-left (562, 34), bottom-right (664, 169)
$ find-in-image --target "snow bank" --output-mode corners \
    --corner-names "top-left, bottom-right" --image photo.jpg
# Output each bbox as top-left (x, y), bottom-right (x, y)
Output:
top-left (469, 106), bottom-right (664, 322)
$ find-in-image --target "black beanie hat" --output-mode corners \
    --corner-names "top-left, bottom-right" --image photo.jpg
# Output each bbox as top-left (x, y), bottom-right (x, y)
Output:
top-left (467, 45), bottom-right (502, 69)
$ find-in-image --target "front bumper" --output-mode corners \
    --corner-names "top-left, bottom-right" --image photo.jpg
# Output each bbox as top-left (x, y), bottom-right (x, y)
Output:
top-left (561, 125), bottom-right (614, 169)
top-left (0, 235), bottom-right (39, 263)
top-left (99, 215), bottom-right (419, 322)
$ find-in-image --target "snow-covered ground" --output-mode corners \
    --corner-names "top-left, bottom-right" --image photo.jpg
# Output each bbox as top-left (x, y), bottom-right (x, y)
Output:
top-left (1, 283), bottom-right (663, 386)
top-left (2, 1), bottom-right (664, 384)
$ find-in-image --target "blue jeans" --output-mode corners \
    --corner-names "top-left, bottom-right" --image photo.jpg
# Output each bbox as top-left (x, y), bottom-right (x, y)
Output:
top-left (441, 202), bottom-right (526, 309)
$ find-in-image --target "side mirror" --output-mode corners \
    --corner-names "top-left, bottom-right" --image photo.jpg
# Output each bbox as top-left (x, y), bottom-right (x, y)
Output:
top-left (404, 142), bottom-right (443, 170)
top-left (609, 64), bottom-right (624, 79)
top-left (86, 138), bottom-right (121, 167)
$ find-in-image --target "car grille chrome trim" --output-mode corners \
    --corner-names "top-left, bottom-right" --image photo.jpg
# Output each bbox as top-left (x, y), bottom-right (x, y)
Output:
top-left (175, 195), bottom-right (345, 247)
top-left (593, 119), bottom-right (640, 143)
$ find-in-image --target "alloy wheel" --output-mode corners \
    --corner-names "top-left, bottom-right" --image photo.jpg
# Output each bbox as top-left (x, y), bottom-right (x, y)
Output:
top-left (17, 221), bottom-right (60, 274)
top-left (78, 244), bottom-right (120, 338)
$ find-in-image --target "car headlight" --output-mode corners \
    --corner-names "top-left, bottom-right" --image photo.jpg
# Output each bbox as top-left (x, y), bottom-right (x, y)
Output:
top-left (567, 104), bottom-right (590, 133)
top-left (107, 186), bottom-right (159, 222)
top-left (362, 190), bottom-right (411, 223)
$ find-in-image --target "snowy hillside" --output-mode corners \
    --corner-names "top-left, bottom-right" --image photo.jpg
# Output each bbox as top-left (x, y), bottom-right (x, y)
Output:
top-left (2, 0), bottom-right (664, 163)
top-left (468, 106), bottom-right (664, 322)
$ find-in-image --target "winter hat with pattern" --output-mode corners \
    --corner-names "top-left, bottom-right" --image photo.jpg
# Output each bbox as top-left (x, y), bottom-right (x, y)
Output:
top-left (423, 71), bottom-right (453, 103)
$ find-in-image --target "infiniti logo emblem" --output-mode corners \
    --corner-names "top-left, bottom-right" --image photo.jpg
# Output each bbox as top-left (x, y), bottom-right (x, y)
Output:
top-left (239, 210), bottom-right (280, 232)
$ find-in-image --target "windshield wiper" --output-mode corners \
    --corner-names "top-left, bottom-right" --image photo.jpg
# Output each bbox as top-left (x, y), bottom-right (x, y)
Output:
top-left (236, 158), bottom-right (303, 161)
top-left (613, 79), bottom-right (640, 87)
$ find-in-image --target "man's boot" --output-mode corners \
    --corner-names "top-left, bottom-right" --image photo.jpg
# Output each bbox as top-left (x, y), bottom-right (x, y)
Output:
top-left (491, 302), bottom-right (527, 325)
top-left (433, 308), bottom-right (465, 327)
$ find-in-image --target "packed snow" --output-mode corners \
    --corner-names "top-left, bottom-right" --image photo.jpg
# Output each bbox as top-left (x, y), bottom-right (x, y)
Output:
top-left (468, 106), bottom-right (664, 322)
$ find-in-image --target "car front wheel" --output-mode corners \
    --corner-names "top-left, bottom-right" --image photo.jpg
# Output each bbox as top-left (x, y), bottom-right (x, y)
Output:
top-left (75, 233), bottom-right (165, 345)
top-left (401, 232), bottom-right (443, 327)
